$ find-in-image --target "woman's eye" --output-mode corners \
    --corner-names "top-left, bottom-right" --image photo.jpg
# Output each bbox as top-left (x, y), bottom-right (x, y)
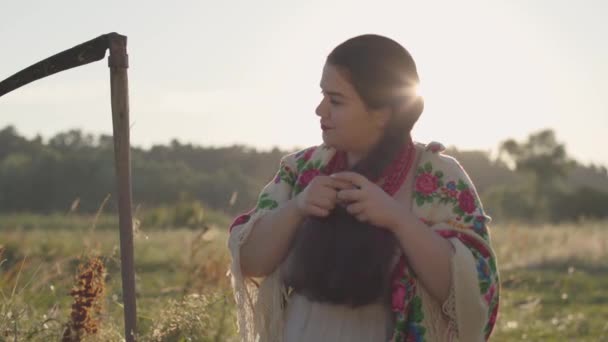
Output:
top-left (320, 91), bottom-right (342, 105)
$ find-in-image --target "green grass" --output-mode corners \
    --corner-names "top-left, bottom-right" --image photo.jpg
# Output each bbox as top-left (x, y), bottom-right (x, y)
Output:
top-left (0, 213), bottom-right (236, 341)
top-left (490, 221), bottom-right (608, 341)
top-left (492, 262), bottom-right (608, 341)
top-left (1, 215), bottom-right (607, 341)
top-left (0, 212), bottom-right (119, 231)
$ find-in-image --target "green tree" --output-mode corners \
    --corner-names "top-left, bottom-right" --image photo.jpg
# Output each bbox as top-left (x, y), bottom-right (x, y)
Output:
top-left (499, 129), bottom-right (575, 219)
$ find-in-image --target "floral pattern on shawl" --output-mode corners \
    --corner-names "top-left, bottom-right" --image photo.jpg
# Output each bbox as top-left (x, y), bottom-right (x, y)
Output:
top-left (390, 149), bottom-right (500, 341)
top-left (228, 143), bottom-right (500, 341)
top-left (230, 144), bottom-right (345, 233)
top-left (228, 146), bottom-right (319, 233)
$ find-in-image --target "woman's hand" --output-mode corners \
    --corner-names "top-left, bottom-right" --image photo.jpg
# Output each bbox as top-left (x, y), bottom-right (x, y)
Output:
top-left (295, 175), bottom-right (352, 218)
top-left (330, 171), bottom-right (405, 231)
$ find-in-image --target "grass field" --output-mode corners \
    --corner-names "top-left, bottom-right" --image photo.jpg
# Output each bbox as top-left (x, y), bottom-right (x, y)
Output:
top-left (1, 214), bottom-right (607, 341)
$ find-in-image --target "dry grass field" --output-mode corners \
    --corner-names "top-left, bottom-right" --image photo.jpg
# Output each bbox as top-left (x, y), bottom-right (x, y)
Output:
top-left (1, 214), bottom-right (607, 341)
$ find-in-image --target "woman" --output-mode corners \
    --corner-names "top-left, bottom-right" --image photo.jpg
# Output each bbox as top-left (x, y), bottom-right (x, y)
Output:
top-left (228, 34), bottom-right (499, 342)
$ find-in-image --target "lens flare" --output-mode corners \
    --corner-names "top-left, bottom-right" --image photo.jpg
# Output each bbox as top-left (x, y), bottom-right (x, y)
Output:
top-left (413, 83), bottom-right (423, 98)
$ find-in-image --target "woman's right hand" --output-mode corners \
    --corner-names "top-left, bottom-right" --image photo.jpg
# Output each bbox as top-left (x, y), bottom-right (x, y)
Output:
top-left (295, 176), bottom-right (352, 217)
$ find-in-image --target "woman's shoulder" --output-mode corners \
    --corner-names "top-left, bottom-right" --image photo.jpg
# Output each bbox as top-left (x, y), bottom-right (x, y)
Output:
top-left (412, 141), bottom-right (489, 228)
top-left (281, 143), bottom-right (336, 171)
top-left (415, 140), bottom-right (469, 177)
top-left (413, 140), bottom-right (481, 200)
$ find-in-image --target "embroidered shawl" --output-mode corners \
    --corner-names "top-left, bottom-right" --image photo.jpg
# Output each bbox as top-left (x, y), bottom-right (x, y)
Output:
top-left (228, 141), bottom-right (500, 342)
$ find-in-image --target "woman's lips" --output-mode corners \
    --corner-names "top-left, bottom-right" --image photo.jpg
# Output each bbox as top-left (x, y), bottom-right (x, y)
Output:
top-left (321, 124), bottom-right (332, 131)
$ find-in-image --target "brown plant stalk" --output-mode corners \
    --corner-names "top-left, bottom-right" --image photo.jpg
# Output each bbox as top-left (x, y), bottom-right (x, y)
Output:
top-left (62, 256), bottom-right (107, 342)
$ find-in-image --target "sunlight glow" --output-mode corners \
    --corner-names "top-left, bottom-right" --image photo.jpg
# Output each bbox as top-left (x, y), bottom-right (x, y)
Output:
top-left (413, 83), bottom-right (423, 98)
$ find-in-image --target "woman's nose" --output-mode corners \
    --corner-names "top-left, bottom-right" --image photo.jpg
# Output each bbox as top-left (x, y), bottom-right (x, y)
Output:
top-left (315, 97), bottom-right (328, 118)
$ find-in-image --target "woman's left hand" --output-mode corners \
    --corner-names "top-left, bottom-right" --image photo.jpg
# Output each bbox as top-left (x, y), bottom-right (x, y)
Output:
top-left (330, 171), bottom-right (404, 231)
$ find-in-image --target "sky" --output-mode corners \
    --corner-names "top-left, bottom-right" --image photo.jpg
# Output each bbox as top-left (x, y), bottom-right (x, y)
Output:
top-left (1, 0), bottom-right (607, 167)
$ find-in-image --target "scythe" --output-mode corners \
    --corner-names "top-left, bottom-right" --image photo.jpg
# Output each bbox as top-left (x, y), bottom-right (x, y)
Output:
top-left (0, 33), bottom-right (137, 341)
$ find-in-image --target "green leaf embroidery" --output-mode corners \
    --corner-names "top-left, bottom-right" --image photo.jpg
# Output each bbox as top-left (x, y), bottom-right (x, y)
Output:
top-left (416, 196), bottom-right (425, 207)
top-left (489, 258), bottom-right (497, 273)
top-left (280, 166), bottom-right (296, 185)
top-left (464, 215), bottom-right (473, 223)
top-left (296, 158), bottom-right (306, 172)
top-left (258, 198), bottom-right (278, 210)
top-left (412, 296), bottom-right (422, 310)
top-left (411, 296), bottom-right (424, 322)
top-left (453, 206), bottom-right (464, 216)
top-left (257, 193), bottom-right (278, 209)
top-left (395, 320), bottom-right (407, 331)
top-left (278, 172), bottom-right (287, 184)
top-left (434, 170), bottom-right (444, 178)
top-left (457, 179), bottom-right (467, 191)
top-left (412, 310), bottom-right (424, 322)
top-left (416, 166), bottom-right (425, 174)
top-left (424, 162), bottom-right (433, 173)
top-left (313, 159), bottom-right (322, 168)
top-left (418, 326), bottom-right (427, 338)
top-left (479, 280), bottom-right (490, 293)
top-left (287, 173), bottom-right (296, 185)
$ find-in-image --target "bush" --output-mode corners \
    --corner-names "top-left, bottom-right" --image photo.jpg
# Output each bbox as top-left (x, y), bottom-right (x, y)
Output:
top-left (550, 187), bottom-right (608, 221)
top-left (139, 199), bottom-right (208, 230)
top-left (481, 184), bottom-right (537, 222)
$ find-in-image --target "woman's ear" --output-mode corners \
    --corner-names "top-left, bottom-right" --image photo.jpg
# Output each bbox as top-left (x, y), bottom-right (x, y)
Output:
top-left (371, 106), bottom-right (392, 130)
top-left (398, 96), bottom-right (424, 130)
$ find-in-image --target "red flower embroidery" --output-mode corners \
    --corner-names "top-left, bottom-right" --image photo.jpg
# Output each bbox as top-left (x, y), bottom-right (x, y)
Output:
top-left (437, 230), bottom-right (491, 258)
top-left (302, 148), bottom-right (315, 161)
top-left (229, 214), bottom-right (251, 232)
top-left (415, 173), bottom-right (439, 195)
top-left (458, 189), bottom-right (476, 213)
top-left (298, 169), bottom-right (321, 188)
top-left (484, 283), bottom-right (497, 305)
top-left (391, 282), bottom-right (407, 312)
top-left (488, 303), bottom-right (499, 336)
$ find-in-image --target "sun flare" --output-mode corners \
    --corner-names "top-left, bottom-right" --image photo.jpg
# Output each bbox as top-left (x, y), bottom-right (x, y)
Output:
top-left (413, 83), bottom-right (423, 98)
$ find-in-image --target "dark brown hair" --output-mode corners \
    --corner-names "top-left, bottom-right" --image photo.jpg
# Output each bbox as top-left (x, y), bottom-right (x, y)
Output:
top-left (282, 35), bottom-right (423, 307)
top-left (328, 34), bottom-right (423, 180)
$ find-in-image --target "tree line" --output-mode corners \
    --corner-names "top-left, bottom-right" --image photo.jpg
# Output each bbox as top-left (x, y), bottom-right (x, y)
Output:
top-left (1, 125), bottom-right (607, 223)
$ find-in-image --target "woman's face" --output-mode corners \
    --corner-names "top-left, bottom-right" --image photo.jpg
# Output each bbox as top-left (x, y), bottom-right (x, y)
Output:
top-left (316, 63), bottom-right (389, 154)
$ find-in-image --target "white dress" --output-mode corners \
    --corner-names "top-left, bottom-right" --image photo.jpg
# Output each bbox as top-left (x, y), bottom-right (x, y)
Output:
top-left (283, 292), bottom-right (394, 342)
top-left (280, 247), bottom-right (400, 342)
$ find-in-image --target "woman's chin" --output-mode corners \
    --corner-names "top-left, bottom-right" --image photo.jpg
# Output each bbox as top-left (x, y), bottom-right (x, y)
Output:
top-left (322, 135), bottom-right (347, 151)
top-left (321, 131), bottom-right (336, 146)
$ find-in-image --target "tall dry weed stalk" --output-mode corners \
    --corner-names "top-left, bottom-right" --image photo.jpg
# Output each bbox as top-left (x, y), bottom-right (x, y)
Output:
top-left (0, 244), bottom-right (5, 272)
top-left (61, 256), bottom-right (106, 342)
